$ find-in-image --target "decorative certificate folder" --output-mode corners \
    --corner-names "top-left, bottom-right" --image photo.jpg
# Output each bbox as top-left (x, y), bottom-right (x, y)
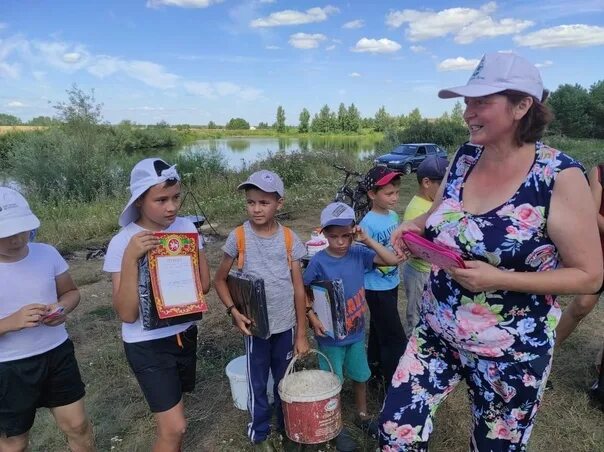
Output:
top-left (308, 279), bottom-right (347, 340)
top-left (145, 233), bottom-right (207, 321)
top-left (226, 271), bottom-right (270, 339)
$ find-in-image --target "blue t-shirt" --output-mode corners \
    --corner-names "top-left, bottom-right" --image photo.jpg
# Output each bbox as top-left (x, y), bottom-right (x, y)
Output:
top-left (359, 210), bottom-right (400, 290)
top-left (303, 245), bottom-right (376, 347)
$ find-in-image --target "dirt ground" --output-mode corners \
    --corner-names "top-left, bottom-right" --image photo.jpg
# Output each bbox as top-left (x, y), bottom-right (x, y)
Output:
top-left (27, 206), bottom-right (604, 452)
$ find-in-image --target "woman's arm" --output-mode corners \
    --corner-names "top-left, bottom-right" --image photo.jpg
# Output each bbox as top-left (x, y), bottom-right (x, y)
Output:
top-left (450, 167), bottom-right (603, 294)
top-left (588, 166), bottom-right (604, 234)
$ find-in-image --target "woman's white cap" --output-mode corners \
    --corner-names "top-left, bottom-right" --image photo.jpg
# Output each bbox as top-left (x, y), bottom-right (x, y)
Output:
top-left (118, 158), bottom-right (180, 227)
top-left (438, 52), bottom-right (544, 101)
top-left (0, 187), bottom-right (40, 238)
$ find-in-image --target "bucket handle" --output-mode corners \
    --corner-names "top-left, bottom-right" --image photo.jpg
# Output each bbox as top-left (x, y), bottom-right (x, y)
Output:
top-left (284, 348), bottom-right (335, 379)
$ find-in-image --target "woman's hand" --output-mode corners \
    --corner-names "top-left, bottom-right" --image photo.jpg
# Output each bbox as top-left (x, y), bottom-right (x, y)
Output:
top-left (124, 231), bottom-right (160, 261)
top-left (391, 221), bottom-right (423, 256)
top-left (448, 260), bottom-right (505, 293)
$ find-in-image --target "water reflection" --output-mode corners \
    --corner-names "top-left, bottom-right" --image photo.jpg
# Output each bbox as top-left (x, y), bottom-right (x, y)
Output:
top-left (181, 136), bottom-right (381, 170)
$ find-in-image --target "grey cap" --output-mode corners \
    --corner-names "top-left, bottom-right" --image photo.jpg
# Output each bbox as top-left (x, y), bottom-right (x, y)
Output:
top-left (320, 202), bottom-right (355, 229)
top-left (237, 170), bottom-right (285, 197)
top-left (417, 156), bottom-right (449, 180)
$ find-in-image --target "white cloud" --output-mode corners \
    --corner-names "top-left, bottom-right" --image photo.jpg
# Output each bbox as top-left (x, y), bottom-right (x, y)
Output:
top-left (438, 57), bottom-right (480, 71)
top-left (410, 45), bottom-right (426, 53)
top-left (265, 45), bottom-right (280, 50)
top-left (514, 24), bottom-right (604, 48)
top-left (146, 0), bottom-right (222, 8)
top-left (7, 100), bottom-right (25, 108)
top-left (288, 33), bottom-right (326, 49)
top-left (35, 41), bottom-right (90, 71)
top-left (535, 60), bottom-right (553, 68)
top-left (387, 2), bottom-right (533, 44)
top-left (62, 52), bottom-right (83, 63)
top-left (349, 72), bottom-right (361, 77)
top-left (184, 81), bottom-right (262, 100)
top-left (351, 38), bottom-right (401, 54)
top-left (122, 60), bottom-right (180, 89)
top-left (250, 6), bottom-right (338, 27)
top-left (343, 19), bottom-right (364, 29)
top-left (0, 61), bottom-right (19, 78)
top-left (326, 44), bottom-right (336, 51)
top-left (258, 0), bottom-right (276, 3)
top-left (87, 56), bottom-right (121, 77)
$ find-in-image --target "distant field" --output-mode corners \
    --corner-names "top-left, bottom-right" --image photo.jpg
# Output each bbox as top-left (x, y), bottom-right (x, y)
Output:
top-left (0, 125), bottom-right (47, 134)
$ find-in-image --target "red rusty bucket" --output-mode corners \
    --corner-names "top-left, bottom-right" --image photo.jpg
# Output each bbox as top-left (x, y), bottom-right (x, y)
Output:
top-left (278, 349), bottom-right (342, 444)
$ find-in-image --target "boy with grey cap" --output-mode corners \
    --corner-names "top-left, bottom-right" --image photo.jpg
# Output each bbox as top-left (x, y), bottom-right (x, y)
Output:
top-left (214, 170), bottom-right (309, 451)
top-left (402, 155), bottom-right (448, 337)
top-left (0, 187), bottom-right (94, 451)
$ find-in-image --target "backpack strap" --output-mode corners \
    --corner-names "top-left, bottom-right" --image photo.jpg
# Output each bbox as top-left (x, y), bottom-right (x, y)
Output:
top-left (235, 225), bottom-right (246, 271)
top-left (283, 226), bottom-right (293, 270)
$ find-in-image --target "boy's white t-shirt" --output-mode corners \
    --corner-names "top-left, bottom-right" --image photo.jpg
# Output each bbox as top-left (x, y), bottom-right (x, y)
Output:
top-left (0, 243), bottom-right (70, 362)
top-left (103, 217), bottom-right (204, 343)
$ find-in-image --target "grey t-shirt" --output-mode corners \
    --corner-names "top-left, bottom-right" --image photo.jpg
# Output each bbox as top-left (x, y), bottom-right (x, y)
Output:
top-left (223, 221), bottom-right (306, 335)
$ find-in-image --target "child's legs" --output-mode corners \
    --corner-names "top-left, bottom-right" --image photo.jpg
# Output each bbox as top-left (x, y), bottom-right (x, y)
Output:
top-left (379, 323), bottom-right (463, 450)
top-left (317, 344), bottom-right (346, 383)
top-left (245, 334), bottom-right (272, 443)
top-left (366, 291), bottom-right (381, 378)
top-left (366, 287), bottom-right (407, 384)
top-left (342, 340), bottom-right (372, 414)
top-left (463, 352), bottom-right (553, 451)
top-left (153, 399), bottom-right (186, 452)
top-left (402, 263), bottom-right (429, 338)
top-left (0, 433), bottom-right (29, 452)
top-left (269, 328), bottom-right (295, 432)
top-left (50, 400), bottom-right (94, 452)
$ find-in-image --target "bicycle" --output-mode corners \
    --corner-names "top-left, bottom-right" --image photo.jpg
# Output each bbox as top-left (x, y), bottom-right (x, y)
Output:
top-left (332, 164), bottom-right (371, 222)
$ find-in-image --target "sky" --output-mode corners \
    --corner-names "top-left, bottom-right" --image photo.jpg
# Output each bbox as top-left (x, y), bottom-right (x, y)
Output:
top-left (1, 0), bottom-right (603, 125)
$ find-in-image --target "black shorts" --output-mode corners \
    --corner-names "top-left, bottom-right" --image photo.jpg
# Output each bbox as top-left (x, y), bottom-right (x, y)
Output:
top-left (123, 324), bottom-right (198, 413)
top-left (0, 339), bottom-right (86, 437)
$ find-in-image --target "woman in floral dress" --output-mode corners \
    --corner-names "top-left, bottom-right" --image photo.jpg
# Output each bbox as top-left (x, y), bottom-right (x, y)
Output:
top-left (379, 52), bottom-right (603, 451)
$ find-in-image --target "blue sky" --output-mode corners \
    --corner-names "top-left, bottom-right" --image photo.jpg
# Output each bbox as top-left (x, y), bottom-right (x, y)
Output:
top-left (1, 0), bottom-right (603, 125)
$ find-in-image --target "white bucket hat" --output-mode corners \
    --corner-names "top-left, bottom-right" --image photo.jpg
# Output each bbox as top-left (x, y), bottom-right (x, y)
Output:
top-left (0, 187), bottom-right (40, 238)
top-left (118, 158), bottom-right (180, 227)
top-left (438, 52), bottom-right (544, 101)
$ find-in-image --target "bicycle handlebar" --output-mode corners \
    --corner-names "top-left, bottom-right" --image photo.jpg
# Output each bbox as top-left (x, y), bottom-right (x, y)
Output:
top-left (333, 164), bottom-right (363, 177)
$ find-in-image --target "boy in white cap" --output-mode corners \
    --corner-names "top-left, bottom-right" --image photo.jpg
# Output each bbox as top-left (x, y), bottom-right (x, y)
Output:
top-left (0, 187), bottom-right (94, 452)
top-left (103, 158), bottom-right (210, 451)
top-left (214, 170), bottom-right (309, 451)
top-left (303, 202), bottom-right (402, 450)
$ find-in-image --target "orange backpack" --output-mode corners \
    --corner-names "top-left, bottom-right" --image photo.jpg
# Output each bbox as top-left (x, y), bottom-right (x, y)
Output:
top-left (234, 224), bottom-right (294, 271)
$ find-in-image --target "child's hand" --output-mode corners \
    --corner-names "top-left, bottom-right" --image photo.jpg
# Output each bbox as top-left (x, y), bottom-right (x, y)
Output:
top-left (125, 231), bottom-right (160, 260)
top-left (42, 303), bottom-right (67, 327)
top-left (353, 225), bottom-right (369, 244)
top-left (231, 308), bottom-right (253, 336)
top-left (294, 334), bottom-right (310, 357)
top-left (308, 313), bottom-right (327, 337)
top-left (8, 304), bottom-right (47, 331)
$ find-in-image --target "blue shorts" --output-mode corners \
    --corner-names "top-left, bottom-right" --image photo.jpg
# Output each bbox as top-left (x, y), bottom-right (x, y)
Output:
top-left (318, 340), bottom-right (371, 383)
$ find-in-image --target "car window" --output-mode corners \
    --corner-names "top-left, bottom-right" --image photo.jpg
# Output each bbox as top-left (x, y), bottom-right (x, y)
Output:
top-left (416, 146), bottom-right (426, 156)
top-left (394, 145), bottom-right (416, 155)
top-left (427, 145), bottom-right (436, 154)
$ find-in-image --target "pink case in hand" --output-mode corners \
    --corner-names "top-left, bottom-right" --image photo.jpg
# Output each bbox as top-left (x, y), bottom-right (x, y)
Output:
top-left (401, 232), bottom-right (466, 269)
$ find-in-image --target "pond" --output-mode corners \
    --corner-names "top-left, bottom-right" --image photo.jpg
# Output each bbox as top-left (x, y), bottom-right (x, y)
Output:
top-left (179, 135), bottom-right (383, 169)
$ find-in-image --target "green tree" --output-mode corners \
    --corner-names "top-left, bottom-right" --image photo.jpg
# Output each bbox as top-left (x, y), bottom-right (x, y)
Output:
top-left (311, 105), bottom-right (337, 133)
top-left (347, 103), bottom-right (361, 132)
top-left (257, 122), bottom-right (270, 129)
top-left (54, 84), bottom-right (103, 126)
top-left (408, 108), bottom-right (422, 124)
top-left (374, 106), bottom-right (393, 132)
top-left (207, 121), bottom-right (217, 129)
top-left (225, 117), bottom-right (250, 130)
top-left (298, 108), bottom-right (310, 133)
top-left (337, 103), bottom-right (348, 132)
top-left (451, 101), bottom-right (464, 125)
top-left (588, 80), bottom-right (604, 138)
top-left (275, 105), bottom-right (286, 133)
top-left (548, 84), bottom-right (593, 137)
top-left (0, 113), bottom-right (22, 125)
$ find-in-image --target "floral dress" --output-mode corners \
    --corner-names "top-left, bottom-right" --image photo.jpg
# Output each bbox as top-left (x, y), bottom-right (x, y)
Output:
top-left (379, 142), bottom-right (583, 451)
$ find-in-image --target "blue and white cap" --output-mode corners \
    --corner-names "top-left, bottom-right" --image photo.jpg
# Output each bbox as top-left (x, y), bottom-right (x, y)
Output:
top-left (438, 52), bottom-right (544, 101)
top-left (320, 202), bottom-right (355, 229)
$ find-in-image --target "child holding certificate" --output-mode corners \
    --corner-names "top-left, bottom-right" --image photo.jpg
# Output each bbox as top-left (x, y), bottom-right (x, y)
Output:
top-left (303, 202), bottom-right (402, 450)
top-left (214, 170), bottom-right (309, 450)
top-left (0, 188), bottom-right (94, 452)
top-left (103, 158), bottom-right (210, 452)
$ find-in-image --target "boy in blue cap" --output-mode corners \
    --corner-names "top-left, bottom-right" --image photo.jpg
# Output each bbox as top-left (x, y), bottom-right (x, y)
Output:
top-left (304, 202), bottom-right (402, 449)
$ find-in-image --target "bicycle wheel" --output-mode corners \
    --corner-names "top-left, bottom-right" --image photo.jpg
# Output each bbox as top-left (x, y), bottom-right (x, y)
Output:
top-left (353, 191), bottom-right (370, 221)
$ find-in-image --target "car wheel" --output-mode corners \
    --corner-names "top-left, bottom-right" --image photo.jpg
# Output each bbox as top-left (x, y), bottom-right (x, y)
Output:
top-left (402, 163), bottom-right (412, 175)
